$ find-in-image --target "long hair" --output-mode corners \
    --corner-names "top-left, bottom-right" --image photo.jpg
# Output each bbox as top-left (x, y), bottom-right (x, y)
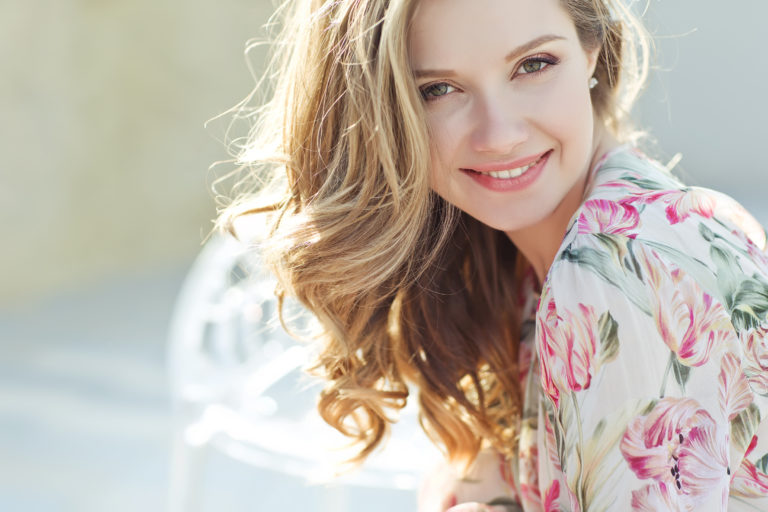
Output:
top-left (217, 0), bottom-right (651, 469)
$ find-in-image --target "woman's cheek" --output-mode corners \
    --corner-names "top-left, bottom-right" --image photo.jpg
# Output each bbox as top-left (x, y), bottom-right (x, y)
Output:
top-left (546, 73), bottom-right (596, 157)
top-left (543, 74), bottom-right (589, 128)
top-left (427, 113), bottom-right (463, 180)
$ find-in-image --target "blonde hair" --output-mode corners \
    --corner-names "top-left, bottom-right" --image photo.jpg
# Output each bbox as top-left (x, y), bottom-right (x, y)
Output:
top-left (218, 0), bottom-right (651, 469)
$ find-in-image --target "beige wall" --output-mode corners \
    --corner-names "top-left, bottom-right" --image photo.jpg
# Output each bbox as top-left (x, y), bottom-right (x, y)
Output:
top-left (1, 1), bottom-right (273, 305)
top-left (5, 1), bottom-right (768, 306)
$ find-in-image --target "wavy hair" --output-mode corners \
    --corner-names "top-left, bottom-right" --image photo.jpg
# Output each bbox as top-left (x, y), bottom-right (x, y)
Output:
top-left (218, 0), bottom-right (651, 469)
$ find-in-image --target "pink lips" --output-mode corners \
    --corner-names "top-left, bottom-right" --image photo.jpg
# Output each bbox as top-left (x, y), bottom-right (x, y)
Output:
top-left (463, 150), bottom-right (551, 192)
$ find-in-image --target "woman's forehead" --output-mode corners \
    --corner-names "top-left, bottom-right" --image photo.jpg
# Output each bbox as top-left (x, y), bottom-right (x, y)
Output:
top-left (408, 0), bottom-right (576, 66)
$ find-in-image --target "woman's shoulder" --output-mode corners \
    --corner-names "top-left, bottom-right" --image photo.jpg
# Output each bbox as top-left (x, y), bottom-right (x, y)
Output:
top-left (588, 146), bottom-right (763, 238)
top-left (532, 148), bottom-right (768, 509)
top-left (590, 145), bottom-right (686, 194)
top-left (556, 146), bottom-right (768, 277)
top-left (542, 145), bottom-right (768, 323)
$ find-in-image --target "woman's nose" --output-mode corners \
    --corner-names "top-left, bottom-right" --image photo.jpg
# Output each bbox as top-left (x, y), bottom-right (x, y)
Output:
top-left (469, 97), bottom-right (529, 155)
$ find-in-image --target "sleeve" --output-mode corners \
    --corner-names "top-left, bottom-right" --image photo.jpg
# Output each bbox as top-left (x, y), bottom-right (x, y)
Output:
top-left (535, 231), bottom-right (768, 511)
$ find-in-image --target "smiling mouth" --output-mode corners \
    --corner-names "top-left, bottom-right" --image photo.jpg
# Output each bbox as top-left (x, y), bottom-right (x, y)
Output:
top-left (464, 151), bottom-right (551, 179)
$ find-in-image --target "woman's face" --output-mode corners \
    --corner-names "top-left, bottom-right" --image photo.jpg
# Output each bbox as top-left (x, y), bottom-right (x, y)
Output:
top-left (409, 0), bottom-right (601, 233)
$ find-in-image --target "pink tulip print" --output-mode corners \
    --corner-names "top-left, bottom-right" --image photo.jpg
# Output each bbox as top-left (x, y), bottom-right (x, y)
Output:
top-left (517, 443), bottom-right (542, 510)
top-left (636, 245), bottom-right (734, 368)
top-left (620, 398), bottom-right (729, 508)
top-left (542, 480), bottom-right (561, 512)
top-left (731, 229), bottom-right (768, 271)
top-left (625, 188), bottom-right (716, 225)
top-left (730, 457), bottom-right (768, 499)
top-left (715, 432), bottom-right (768, 500)
top-left (630, 482), bottom-right (691, 511)
top-left (537, 298), bottom-right (602, 406)
top-left (517, 147), bottom-right (768, 510)
top-left (516, 413), bottom-right (566, 512)
top-left (537, 301), bottom-right (562, 407)
top-left (711, 191), bottom-right (768, 254)
top-left (740, 326), bottom-right (768, 396)
top-left (718, 352), bottom-right (753, 421)
top-left (577, 199), bottom-right (640, 238)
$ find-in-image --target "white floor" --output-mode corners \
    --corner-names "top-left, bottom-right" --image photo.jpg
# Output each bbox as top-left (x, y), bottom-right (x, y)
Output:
top-left (0, 265), bottom-right (415, 511)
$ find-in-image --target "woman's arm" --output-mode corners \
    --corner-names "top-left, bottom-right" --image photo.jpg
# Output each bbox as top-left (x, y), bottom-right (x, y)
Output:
top-left (538, 229), bottom-right (768, 510)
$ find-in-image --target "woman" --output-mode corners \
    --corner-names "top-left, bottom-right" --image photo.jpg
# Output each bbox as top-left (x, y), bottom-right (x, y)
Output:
top-left (220, 0), bottom-right (768, 509)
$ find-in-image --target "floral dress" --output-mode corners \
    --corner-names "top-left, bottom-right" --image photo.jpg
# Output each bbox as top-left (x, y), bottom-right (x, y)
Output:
top-left (507, 146), bottom-right (768, 511)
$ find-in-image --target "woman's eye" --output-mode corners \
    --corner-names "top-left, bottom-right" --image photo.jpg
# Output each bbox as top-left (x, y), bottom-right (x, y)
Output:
top-left (519, 59), bottom-right (550, 75)
top-left (420, 82), bottom-right (456, 101)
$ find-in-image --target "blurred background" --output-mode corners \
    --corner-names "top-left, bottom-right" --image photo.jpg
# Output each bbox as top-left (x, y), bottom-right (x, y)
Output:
top-left (1, 0), bottom-right (767, 510)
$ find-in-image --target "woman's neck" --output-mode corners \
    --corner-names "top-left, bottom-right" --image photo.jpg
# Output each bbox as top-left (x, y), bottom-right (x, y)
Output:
top-left (506, 129), bottom-right (620, 285)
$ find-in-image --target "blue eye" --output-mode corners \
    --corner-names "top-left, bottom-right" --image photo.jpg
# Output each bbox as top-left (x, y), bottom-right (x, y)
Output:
top-left (420, 82), bottom-right (457, 101)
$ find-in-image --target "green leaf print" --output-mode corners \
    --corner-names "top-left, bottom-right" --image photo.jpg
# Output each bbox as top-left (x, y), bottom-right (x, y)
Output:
top-left (699, 222), bottom-right (715, 242)
top-left (707, 240), bottom-right (768, 329)
top-left (592, 419), bottom-right (606, 439)
top-left (545, 405), bottom-right (567, 474)
top-left (732, 276), bottom-right (768, 329)
top-left (561, 241), bottom-right (651, 315)
top-left (598, 311), bottom-right (619, 366)
top-left (712, 217), bottom-right (768, 264)
top-left (756, 453), bottom-right (768, 474)
top-left (594, 232), bottom-right (629, 260)
top-left (640, 398), bottom-right (659, 416)
top-left (578, 400), bottom-right (657, 512)
top-left (697, 220), bottom-right (768, 329)
top-left (636, 238), bottom-right (719, 299)
top-left (732, 403), bottom-right (761, 455)
top-left (521, 353), bottom-right (541, 421)
top-left (671, 352), bottom-right (691, 393)
top-left (619, 175), bottom-right (665, 192)
top-left (568, 392), bottom-right (587, 511)
top-left (706, 232), bottom-right (768, 329)
top-left (710, 243), bottom-right (743, 311)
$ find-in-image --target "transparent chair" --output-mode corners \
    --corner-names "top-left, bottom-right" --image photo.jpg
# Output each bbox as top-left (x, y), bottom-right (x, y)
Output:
top-left (167, 234), bottom-right (440, 511)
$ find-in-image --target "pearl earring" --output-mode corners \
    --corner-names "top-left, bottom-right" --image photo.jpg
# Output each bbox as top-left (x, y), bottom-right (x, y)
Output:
top-left (589, 77), bottom-right (598, 89)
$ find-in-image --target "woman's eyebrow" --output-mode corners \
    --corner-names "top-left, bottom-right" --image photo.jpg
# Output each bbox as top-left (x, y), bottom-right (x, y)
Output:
top-left (413, 34), bottom-right (565, 79)
top-left (505, 34), bottom-right (565, 62)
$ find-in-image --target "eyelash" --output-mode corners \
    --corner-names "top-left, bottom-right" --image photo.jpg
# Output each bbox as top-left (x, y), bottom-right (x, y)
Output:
top-left (419, 54), bottom-right (561, 102)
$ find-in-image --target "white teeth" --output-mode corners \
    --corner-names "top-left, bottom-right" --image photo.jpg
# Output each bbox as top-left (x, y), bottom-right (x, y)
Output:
top-left (482, 159), bottom-right (538, 179)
